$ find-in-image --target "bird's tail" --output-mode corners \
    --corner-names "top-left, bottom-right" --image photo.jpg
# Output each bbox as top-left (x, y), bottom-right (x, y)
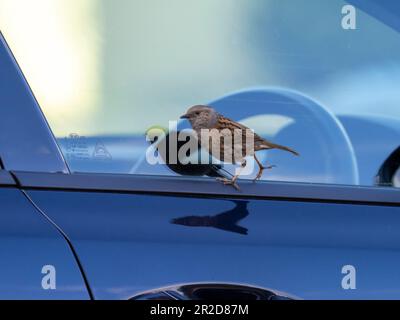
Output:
top-left (260, 143), bottom-right (299, 156)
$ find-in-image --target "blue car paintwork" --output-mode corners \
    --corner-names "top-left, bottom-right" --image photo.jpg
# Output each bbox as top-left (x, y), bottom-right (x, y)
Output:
top-left (0, 33), bottom-right (68, 174)
top-left (0, 32), bottom-right (89, 299)
top-left (26, 190), bottom-right (400, 300)
top-left (1, 1), bottom-right (400, 300)
top-left (0, 187), bottom-right (89, 299)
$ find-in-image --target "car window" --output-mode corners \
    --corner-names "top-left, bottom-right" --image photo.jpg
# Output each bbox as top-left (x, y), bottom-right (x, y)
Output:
top-left (1, 0), bottom-right (400, 188)
top-left (394, 168), bottom-right (400, 188)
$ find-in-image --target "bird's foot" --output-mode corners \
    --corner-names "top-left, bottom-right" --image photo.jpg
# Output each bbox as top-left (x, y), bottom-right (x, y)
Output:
top-left (216, 178), bottom-right (240, 191)
top-left (253, 165), bottom-right (277, 182)
top-left (253, 172), bottom-right (263, 182)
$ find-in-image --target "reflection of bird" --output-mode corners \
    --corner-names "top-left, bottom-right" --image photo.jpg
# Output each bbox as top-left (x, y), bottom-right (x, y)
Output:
top-left (171, 201), bottom-right (250, 235)
top-left (181, 105), bottom-right (299, 189)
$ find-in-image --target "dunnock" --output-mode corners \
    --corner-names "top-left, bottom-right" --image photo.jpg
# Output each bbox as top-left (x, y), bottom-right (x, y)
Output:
top-left (181, 105), bottom-right (299, 189)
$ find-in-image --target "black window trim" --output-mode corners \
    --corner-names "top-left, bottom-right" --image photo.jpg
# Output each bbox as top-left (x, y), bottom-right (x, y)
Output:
top-left (0, 170), bottom-right (16, 186)
top-left (11, 170), bottom-right (400, 207)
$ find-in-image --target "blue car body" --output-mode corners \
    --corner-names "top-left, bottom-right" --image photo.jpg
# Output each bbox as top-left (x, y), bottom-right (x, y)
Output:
top-left (1, 0), bottom-right (400, 300)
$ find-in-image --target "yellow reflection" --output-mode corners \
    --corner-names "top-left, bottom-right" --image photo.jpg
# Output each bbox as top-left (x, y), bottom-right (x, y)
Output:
top-left (0, 0), bottom-right (277, 136)
top-left (0, 0), bottom-right (99, 136)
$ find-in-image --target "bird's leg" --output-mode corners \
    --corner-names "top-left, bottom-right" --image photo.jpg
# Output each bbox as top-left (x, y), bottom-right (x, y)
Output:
top-left (253, 154), bottom-right (276, 181)
top-left (217, 161), bottom-right (246, 191)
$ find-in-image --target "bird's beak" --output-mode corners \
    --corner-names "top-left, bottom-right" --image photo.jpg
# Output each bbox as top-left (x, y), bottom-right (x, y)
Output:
top-left (180, 114), bottom-right (189, 119)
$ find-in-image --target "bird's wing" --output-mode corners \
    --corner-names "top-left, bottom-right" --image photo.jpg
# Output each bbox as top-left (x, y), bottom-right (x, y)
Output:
top-left (217, 115), bottom-right (272, 147)
top-left (216, 115), bottom-right (299, 156)
top-left (256, 137), bottom-right (300, 155)
top-left (216, 114), bottom-right (249, 132)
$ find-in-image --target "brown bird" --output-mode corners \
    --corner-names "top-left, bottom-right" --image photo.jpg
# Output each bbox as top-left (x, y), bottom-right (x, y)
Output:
top-left (181, 105), bottom-right (299, 189)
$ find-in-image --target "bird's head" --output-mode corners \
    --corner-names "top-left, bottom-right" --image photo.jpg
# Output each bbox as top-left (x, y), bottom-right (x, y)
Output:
top-left (180, 105), bottom-right (218, 130)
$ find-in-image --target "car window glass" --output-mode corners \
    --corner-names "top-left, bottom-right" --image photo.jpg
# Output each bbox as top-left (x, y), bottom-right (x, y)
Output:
top-left (1, 0), bottom-right (400, 188)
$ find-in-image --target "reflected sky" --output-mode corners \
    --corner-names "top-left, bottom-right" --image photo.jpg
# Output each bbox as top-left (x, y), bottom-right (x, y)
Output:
top-left (1, 0), bottom-right (400, 137)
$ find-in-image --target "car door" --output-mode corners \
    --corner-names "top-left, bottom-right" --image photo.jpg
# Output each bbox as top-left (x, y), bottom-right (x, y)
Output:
top-left (0, 33), bottom-right (90, 299)
top-left (2, 1), bottom-right (400, 300)
top-left (0, 172), bottom-right (90, 299)
top-left (10, 171), bottom-right (399, 300)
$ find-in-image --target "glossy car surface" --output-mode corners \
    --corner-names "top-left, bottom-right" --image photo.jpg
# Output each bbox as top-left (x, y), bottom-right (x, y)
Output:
top-left (1, 0), bottom-right (400, 300)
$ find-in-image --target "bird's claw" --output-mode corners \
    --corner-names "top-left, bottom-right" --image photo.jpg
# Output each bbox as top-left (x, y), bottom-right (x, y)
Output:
top-left (216, 178), bottom-right (240, 191)
top-left (253, 165), bottom-right (277, 182)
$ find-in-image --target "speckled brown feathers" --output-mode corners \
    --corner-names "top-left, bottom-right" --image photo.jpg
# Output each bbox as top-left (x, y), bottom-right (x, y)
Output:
top-left (181, 105), bottom-right (299, 188)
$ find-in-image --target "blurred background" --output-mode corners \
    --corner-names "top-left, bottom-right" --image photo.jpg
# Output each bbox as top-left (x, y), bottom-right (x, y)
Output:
top-left (1, 0), bottom-right (400, 185)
